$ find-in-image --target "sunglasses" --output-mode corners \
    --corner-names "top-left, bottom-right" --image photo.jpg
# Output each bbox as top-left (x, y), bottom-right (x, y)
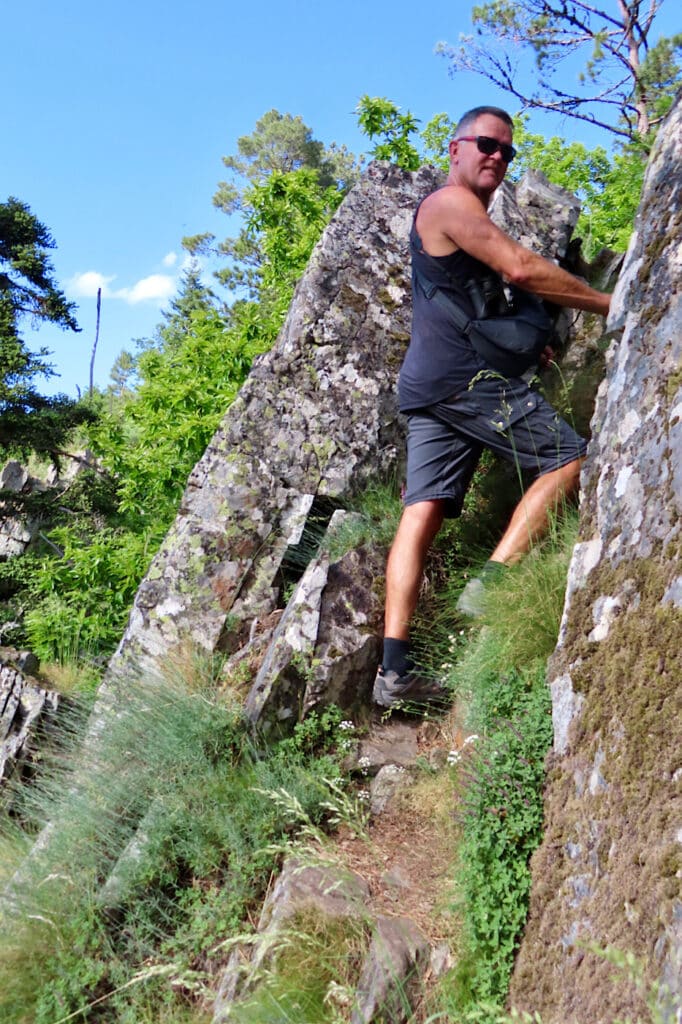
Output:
top-left (456, 135), bottom-right (517, 163)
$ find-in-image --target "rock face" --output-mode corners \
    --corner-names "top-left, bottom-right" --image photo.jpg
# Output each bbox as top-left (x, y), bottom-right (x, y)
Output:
top-left (0, 655), bottom-right (58, 787)
top-left (100, 162), bottom-right (583, 731)
top-left (510, 97), bottom-right (682, 1023)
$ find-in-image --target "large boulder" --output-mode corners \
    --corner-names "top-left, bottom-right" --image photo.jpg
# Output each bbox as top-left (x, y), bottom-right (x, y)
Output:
top-left (103, 162), bottom-right (442, 686)
top-left (510, 95), bottom-right (682, 1024)
top-left (100, 162), bottom-right (586, 718)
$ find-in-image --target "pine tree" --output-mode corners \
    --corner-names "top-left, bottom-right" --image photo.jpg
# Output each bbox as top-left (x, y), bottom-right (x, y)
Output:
top-left (0, 197), bottom-right (91, 462)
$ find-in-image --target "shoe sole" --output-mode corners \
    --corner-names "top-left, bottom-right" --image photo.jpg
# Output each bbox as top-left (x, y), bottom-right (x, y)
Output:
top-left (373, 680), bottom-right (446, 709)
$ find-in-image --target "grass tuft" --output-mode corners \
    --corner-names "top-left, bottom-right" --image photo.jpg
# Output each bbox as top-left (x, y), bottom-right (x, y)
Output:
top-left (0, 660), bottom-right (354, 1023)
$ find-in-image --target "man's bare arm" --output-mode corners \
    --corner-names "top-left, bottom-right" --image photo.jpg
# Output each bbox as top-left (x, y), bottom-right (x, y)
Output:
top-left (419, 186), bottom-right (611, 317)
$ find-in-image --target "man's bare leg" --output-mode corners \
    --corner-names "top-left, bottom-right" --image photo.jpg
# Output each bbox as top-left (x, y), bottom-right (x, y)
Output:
top-left (374, 499), bottom-right (447, 705)
top-left (489, 457), bottom-right (583, 565)
top-left (384, 499), bottom-right (444, 641)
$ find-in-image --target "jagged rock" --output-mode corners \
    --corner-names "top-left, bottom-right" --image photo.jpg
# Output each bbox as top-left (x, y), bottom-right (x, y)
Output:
top-left (44, 449), bottom-right (98, 487)
top-left (244, 512), bottom-right (385, 730)
top-left (0, 659), bottom-right (58, 785)
top-left (370, 764), bottom-right (411, 815)
top-left (491, 168), bottom-right (581, 258)
top-left (358, 721), bottom-right (420, 770)
top-left (510, 93), bottom-right (682, 1024)
top-left (350, 914), bottom-right (431, 1024)
top-left (0, 461), bottom-right (30, 493)
top-left (212, 856), bottom-right (371, 1021)
top-left (212, 855), bottom-right (431, 1024)
top-left (0, 452), bottom-right (100, 561)
top-left (0, 647), bottom-right (39, 676)
top-left (0, 460), bottom-right (36, 559)
top-left (302, 539), bottom-right (385, 712)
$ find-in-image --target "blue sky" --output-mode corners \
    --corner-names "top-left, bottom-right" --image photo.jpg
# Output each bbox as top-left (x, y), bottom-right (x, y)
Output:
top-left (3, 1), bottom-right (678, 397)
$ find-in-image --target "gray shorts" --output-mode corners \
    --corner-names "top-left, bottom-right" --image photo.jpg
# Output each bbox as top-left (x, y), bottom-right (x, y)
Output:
top-left (404, 379), bottom-right (587, 518)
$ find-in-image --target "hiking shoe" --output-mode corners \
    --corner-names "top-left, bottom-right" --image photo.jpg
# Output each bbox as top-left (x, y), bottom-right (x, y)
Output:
top-left (455, 576), bottom-right (486, 618)
top-left (372, 666), bottom-right (446, 709)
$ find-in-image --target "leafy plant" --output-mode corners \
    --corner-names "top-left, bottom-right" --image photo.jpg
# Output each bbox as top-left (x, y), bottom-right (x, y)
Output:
top-left (428, 514), bottom-right (578, 1020)
top-left (449, 664), bottom-right (553, 1010)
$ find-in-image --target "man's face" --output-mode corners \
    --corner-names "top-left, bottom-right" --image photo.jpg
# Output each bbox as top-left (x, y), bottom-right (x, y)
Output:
top-left (449, 114), bottom-right (513, 200)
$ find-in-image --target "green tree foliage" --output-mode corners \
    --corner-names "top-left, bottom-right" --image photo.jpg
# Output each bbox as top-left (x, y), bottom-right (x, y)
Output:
top-left (184, 109), bottom-right (360, 297)
top-left (244, 167), bottom-right (345, 322)
top-left (21, 307), bottom-right (256, 662)
top-left (356, 96), bottom-right (456, 171)
top-left (436, 0), bottom-right (681, 146)
top-left (355, 96), bottom-right (422, 170)
top-left (0, 197), bottom-right (91, 460)
top-left (93, 309), bottom-right (254, 520)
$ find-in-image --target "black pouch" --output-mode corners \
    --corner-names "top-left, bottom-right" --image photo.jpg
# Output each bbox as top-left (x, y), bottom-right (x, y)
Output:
top-left (465, 287), bottom-right (554, 377)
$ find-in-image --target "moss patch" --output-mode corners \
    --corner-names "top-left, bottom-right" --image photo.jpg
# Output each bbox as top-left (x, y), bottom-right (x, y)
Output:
top-left (510, 554), bottom-right (682, 1023)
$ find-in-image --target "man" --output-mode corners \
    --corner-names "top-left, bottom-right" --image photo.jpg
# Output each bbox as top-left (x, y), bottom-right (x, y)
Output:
top-left (373, 105), bottom-right (611, 709)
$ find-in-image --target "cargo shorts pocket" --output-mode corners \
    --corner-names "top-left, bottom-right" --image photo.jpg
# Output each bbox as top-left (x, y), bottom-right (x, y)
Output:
top-left (488, 390), bottom-right (538, 433)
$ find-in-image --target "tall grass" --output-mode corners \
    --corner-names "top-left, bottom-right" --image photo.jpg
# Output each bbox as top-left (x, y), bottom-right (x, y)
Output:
top-left (0, 657), bottom-right (350, 1024)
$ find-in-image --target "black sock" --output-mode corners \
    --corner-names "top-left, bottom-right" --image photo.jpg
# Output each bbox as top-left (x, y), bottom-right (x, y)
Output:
top-left (382, 637), bottom-right (413, 676)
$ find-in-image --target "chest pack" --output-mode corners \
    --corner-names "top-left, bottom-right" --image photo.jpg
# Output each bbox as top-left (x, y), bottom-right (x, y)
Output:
top-left (412, 252), bottom-right (554, 378)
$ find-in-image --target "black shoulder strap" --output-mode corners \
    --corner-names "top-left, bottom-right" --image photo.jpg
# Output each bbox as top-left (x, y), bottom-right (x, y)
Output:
top-left (412, 259), bottom-right (472, 336)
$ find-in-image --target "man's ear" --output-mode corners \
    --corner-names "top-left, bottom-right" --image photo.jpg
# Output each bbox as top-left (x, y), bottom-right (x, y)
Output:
top-left (448, 138), bottom-right (459, 162)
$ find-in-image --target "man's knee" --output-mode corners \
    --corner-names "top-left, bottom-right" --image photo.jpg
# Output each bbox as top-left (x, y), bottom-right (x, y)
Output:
top-left (399, 499), bottom-right (445, 543)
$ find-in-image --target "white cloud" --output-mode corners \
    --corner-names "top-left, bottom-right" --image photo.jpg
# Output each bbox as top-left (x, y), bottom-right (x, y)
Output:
top-left (162, 251), bottom-right (178, 267)
top-left (119, 274), bottom-right (176, 304)
top-left (68, 271), bottom-right (116, 298)
top-left (68, 267), bottom-right (177, 306)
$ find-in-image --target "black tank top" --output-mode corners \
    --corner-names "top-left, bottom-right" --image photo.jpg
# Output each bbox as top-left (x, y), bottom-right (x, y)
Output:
top-left (398, 216), bottom-right (500, 411)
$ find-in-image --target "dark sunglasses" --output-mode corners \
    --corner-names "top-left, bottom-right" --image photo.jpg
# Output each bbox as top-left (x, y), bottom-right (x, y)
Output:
top-left (456, 135), bottom-right (517, 163)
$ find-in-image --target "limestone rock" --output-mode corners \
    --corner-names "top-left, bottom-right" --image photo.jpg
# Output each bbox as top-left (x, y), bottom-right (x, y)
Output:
top-left (244, 516), bottom-right (385, 731)
top-left (491, 168), bottom-right (581, 259)
top-left (212, 856), bottom-right (370, 1021)
top-left (350, 914), bottom-right (431, 1024)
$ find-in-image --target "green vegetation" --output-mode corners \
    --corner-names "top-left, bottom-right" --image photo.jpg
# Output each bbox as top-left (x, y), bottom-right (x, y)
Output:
top-left (417, 514), bottom-right (577, 1021)
top-left (0, 661), bottom-right (351, 1023)
top-left (0, 197), bottom-right (92, 481)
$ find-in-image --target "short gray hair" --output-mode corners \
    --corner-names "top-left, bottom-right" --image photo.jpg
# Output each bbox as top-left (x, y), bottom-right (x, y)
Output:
top-left (454, 106), bottom-right (514, 137)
